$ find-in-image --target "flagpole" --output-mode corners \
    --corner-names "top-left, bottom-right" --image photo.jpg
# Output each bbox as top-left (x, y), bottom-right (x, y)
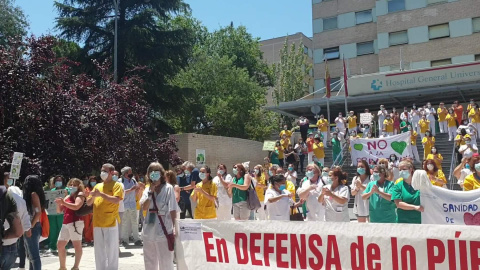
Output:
top-left (327, 97), bottom-right (331, 129)
top-left (343, 55), bottom-right (349, 116)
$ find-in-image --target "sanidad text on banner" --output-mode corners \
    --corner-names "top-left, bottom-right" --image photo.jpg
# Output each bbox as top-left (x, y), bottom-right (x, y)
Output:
top-left (176, 220), bottom-right (480, 270)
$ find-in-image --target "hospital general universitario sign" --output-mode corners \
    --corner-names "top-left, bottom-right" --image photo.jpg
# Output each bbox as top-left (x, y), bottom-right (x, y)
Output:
top-left (348, 62), bottom-right (480, 96)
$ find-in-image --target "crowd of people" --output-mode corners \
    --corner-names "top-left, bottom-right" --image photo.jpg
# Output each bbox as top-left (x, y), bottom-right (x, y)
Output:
top-left (1, 101), bottom-right (479, 270)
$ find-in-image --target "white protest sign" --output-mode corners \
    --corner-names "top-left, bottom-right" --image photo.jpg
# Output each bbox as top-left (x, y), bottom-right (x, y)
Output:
top-left (9, 152), bottom-right (24, 179)
top-left (360, 113), bottom-right (373, 124)
top-left (349, 132), bottom-right (412, 166)
top-left (176, 220), bottom-right (480, 270)
top-left (45, 189), bottom-right (67, 214)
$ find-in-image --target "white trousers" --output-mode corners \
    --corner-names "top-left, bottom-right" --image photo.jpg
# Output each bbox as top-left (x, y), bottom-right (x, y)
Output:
top-left (420, 132), bottom-right (425, 140)
top-left (386, 132), bottom-right (393, 137)
top-left (429, 120), bottom-right (436, 136)
top-left (94, 226), bottom-right (119, 270)
top-left (439, 121), bottom-right (447, 133)
top-left (216, 203), bottom-right (232, 221)
top-left (448, 126), bottom-right (457, 141)
top-left (121, 208), bottom-right (140, 242)
top-left (118, 212), bottom-right (123, 240)
top-left (143, 238), bottom-right (174, 270)
top-left (378, 121), bottom-right (384, 134)
top-left (256, 202), bottom-right (266, 220)
top-left (474, 123), bottom-right (480, 140)
top-left (411, 145), bottom-right (420, 162)
top-left (307, 152), bottom-right (313, 165)
top-left (321, 132), bottom-right (328, 147)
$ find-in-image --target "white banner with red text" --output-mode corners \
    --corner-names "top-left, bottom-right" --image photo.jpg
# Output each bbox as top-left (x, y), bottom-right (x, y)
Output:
top-left (176, 220), bottom-right (480, 270)
top-left (349, 132), bottom-right (413, 166)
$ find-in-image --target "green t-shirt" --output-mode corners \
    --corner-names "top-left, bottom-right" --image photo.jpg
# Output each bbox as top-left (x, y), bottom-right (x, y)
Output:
top-left (400, 121), bottom-right (410, 133)
top-left (389, 180), bottom-right (421, 224)
top-left (332, 138), bottom-right (341, 153)
top-left (364, 180), bottom-right (396, 223)
top-left (232, 177), bottom-right (247, 204)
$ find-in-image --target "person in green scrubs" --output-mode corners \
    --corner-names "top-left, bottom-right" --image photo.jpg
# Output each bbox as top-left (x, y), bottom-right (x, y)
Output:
top-left (362, 165), bottom-right (396, 223)
top-left (389, 161), bottom-right (423, 224)
top-left (47, 175), bottom-right (66, 252)
top-left (331, 132), bottom-right (342, 163)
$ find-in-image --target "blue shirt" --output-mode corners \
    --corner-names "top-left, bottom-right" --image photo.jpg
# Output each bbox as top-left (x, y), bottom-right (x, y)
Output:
top-left (122, 177), bottom-right (137, 209)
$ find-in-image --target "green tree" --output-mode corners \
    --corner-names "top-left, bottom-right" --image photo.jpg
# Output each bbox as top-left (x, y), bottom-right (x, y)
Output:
top-left (273, 38), bottom-right (312, 105)
top-left (0, 0), bottom-right (28, 45)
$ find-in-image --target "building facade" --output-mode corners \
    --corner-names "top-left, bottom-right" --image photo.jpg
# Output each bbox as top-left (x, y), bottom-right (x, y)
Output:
top-left (260, 32), bottom-right (314, 106)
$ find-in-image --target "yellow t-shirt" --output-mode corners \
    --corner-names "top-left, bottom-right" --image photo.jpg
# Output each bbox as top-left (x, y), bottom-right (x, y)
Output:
top-left (255, 175), bottom-right (266, 202)
top-left (419, 119), bottom-right (430, 133)
top-left (275, 146), bottom-right (284, 159)
top-left (446, 114), bottom-right (457, 127)
top-left (467, 104), bottom-right (474, 112)
top-left (286, 180), bottom-right (295, 195)
top-left (422, 137), bottom-right (435, 159)
top-left (312, 142), bottom-right (325, 159)
top-left (428, 170), bottom-right (447, 187)
top-left (426, 153), bottom-right (443, 171)
top-left (316, 119), bottom-right (329, 132)
top-left (455, 135), bottom-right (466, 146)
top-left (279, 130), bottom-right (292, 139)
top-left (383, 119), bottom-right (394, 132)
top-left (191, 181), bottom-right (217, 219)
top-left (348, 116), bottom-right (357, 129)
top-left (437, 108), bottom-right (447, 122)
top-left (280, 138), bottom-right (290, 150)
top-left (90, 181), bottom-right (124, 228)
top-left (463, 174), bottom-right (480, 191)
top-left (468, 109), bottom-right (480, 123)
top-left (410, 131), bottom-right (418, 146)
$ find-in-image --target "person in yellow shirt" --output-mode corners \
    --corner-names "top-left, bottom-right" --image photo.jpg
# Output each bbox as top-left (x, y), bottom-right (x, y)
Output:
top-left (468, 104), bottom-right (480, 139)
top-left (253, 165), bottom-right (267, 220)
top-left (425, 159), bottom-right (447, 187)
top-left (347, 111), bottom-right (357, 134)
top-left (279, 124), bottom-right (293, 140)
top-left (467, 99), bottom-right (475, 114)
top-left (312, 136), bottom-right (325, 166)
top-left (383, 115), bottom-right (394, 137)
top-left (421, 130), bottom-right (435, 160)
top-left (274, 141), bottom-right (285, 168)
top-left (191, 166), bottom-right (217, 219)
top-left (418, 115), bottom-right (430, 139)
top-left (446, 109), bottom-right (458, 141)
top-left (426, 147), bottom-right (443, 171)
top-left (463, 155), bottom-right (480, 191)
top-left (316, 114), bottom-right (329, 148)
top-left (408, 125), bottom-right (420, 162)
top-left (280, 135), bottom-right (290, 150)
top-left (437, 102), bottom-right (448, 134)
top-left (86, 163), bottom-right (124, 270)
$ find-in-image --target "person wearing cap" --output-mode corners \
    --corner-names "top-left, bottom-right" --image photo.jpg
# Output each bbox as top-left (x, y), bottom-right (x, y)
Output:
top-left (312, 135), bottom-right (325, 167)
top-left (306, 132), bottom-right (315, 165)
top-left (316, 114), bottom-right (329, 148)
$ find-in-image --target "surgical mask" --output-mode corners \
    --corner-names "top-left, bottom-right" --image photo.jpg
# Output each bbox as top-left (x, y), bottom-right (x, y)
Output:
top-left (427, 104), bottom-right (431, 108)
top-left (373, 173), bottom-right (380, 181)
top-left (432, 149), bottom-right (437, 153)
top-left (413, 105), bottom-right (416, 109)
top-left (326, 177), bottom-right (333, 185)
top-left (233, 168), bottom-right (238, 175)
top-left (150, 171), bottom-right (161, 182)
top-left (425, 132), bottom-right (430, 136)
top-left (254, 169), bottom-right (259, 175)
top-left (218, 170), bottom-right (225, 175)
top-left (279, 184), bottom-right (286, 191)
top-left (199, 173), bottom-right (206, 180)
top-left (288, 167), bottom-right (294, 171)
top-left (69, 186), bottom-right (78, 194)
top-left (55, 181), bottom-right (63, 188)
top-left (408, 126), bottom-right (412, 131)
top-left (112, 175), bottom-right (119, 182)
top-left (475, 163), bottom-right (480, 172)
top-left (90, 182), bottom-right (97, 187)
top-left (100, 171), bottom-right (109, 181)
top-left (390, 157), bottom-right (395, 161)
top-left (357, 168), bottom-right (366, 175)
top-left (427, 164), bottom-right (434, 171)
top-left (268, 171), bottom-right (273, 177)
top-left (306, 171), bottom-right (314, 179)
top-left (184, 170), bottom-right (191, 177)
top-left (322, 172), bottom-right (328, 178)
top-left (466, 164), bottom-right (471, 170)
top-left (7, 179), bottom-right (13, 186)
top-left (399, 170), bottom-right (410, 179)
top-left (83, 180), bottom-right (89, 186)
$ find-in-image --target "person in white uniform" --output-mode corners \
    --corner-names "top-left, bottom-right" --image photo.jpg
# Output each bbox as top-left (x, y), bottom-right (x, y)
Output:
top-left (212, 164), bottom-right (232, 221)
top-left (377, 105), bottom-right (387, 135)
top-left (350, 160), bottom-right (371, 223)
top-left (140, 162), bottom-right (177, 270)
top-left (425, 103), bottom-right (436, 136)
top-left (320, 170), bottom-right (350, 222)
top-left (264, 175), bottom-right (302, 221)
top-left (297, 164), bottom-right (326, 221)
top-left (410, 104), bottom-right (420, 134)
top-left (335, 112), bottom-right (346, 135)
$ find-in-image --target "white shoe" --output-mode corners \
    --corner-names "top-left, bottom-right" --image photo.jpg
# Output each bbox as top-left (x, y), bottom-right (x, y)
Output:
top-left (18, 268), bottom-right (26, 270)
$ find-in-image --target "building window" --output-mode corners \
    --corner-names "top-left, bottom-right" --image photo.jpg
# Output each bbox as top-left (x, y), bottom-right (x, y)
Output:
top-left (390, 62), bottom-right (410, 71)
top-left (388, 0), bottom-right (405, 13)
top-left (427, 0), bottom-right (447, 4)
top-left (473, 17), bottom-right (480, 33)
top-left (431, 58), bottom-right (452, 67)
top-left (323, 17), bottom-right (338, 31)
top-left (324, 47), bottom-right (340, 60)
top-left (389, 31), bottom-right (408, 46)
top-left (355, 10), bottom-right (372, 25)
top-left (357, 41), bottom-right (374, 56)
top-left (330, 77), bottom-right (341, 91)
top-left (475, 54), bottom-right (480, 61)
top-left (429, 24), bottom-right (450, 39)
top-left (303, 46), bottom-right (309, 55)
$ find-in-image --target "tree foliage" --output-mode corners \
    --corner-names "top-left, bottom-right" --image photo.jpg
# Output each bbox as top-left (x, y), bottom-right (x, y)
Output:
top-left (0, 36), bottom-right (181, 181)
top-left (0, 0), bottom-right (28, 45)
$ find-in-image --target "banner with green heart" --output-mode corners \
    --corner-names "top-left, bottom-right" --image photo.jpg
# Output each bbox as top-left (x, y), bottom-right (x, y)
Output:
top-left (391, 141), bottom-right (407, 155)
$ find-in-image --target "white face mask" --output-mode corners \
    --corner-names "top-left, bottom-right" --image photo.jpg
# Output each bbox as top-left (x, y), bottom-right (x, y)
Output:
top-left (427, 164), bottom-right (435, 171)
top-left (100, 171), bottom-right (109, 181)
top-left (432, 149), bottom-right (437, 153)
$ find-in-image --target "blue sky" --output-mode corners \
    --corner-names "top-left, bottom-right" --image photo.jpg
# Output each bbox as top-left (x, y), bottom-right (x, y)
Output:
top-left (15, 0), bottom-right (312, 41)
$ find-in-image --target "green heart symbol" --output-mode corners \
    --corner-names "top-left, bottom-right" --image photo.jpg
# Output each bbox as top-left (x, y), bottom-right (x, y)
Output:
top-left (354, 144), bottom-right (363, 151)
top-left (391, 141), bottom-right (407, 155)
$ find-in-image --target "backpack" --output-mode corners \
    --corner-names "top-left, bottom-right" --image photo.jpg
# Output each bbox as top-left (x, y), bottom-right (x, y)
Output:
top-left (75, 195), bottom-right (93, 217)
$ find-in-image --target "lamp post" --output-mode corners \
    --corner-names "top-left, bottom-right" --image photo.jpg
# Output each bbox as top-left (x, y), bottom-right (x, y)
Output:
top-left (113, 0), bottom-right (119, 82)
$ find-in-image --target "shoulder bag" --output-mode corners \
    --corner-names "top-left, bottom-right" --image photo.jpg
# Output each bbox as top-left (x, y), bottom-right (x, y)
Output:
top-left (150, 190), bottom-right (175, 251)
top-left (246, 180), bottom-right (261, 211)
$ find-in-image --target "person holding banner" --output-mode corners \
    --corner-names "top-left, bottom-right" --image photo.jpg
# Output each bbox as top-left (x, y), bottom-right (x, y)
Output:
top-left (264, 175), bottom-right (302, 221)
top-left (424, 159), bottom-right (447, 187)
top-left (212, 164), bottom-right (232, 221)
top-left (421, 130), bottom-right (436, 160)
top-left (191, 166), bottom-right (217, 220)
top-left (383, 115), bottom-right (394, 137)
top-left (362, 165), bottom-right (396, 223)
top-left (228, 164), bottom-right (252, 220)
top-left (297, 164), bottom-right (325, 221)
top-left (320, 170), bottom-right (350, 222)
top-left (350, 160), bottom-right (371, 223)
top-left (390, 161), bottom-right (423, 224)
top-left (463, 154), bottom-right (480, 191)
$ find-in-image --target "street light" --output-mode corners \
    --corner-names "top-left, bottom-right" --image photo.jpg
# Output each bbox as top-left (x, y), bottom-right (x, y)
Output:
top-left (113, 0), bottom-right (119, 82)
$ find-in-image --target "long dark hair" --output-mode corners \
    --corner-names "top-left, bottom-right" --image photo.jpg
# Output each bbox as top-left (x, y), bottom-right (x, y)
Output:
top-left (23, 175), bottom-right (46, 214)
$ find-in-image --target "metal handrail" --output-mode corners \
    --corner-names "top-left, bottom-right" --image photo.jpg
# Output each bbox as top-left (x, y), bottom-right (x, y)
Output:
top-left (448, 140), bottom-right (458, 190)
top-left (332, 139), bottom-right (349, 167)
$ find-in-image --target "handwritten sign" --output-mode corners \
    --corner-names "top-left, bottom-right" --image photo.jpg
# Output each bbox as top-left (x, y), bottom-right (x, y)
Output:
top-left (262, 141), bottom-right (276, 151)
top-left (359, 113), bottom-right (373, 124)
top-left (9, 152), bottom-right (24, 179)
top-left (45, 189), bottom-right (68, 214)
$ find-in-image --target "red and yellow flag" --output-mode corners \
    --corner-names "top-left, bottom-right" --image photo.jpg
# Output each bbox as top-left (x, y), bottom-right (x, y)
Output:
top-left (325, 59), bottom-right (331, 98)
